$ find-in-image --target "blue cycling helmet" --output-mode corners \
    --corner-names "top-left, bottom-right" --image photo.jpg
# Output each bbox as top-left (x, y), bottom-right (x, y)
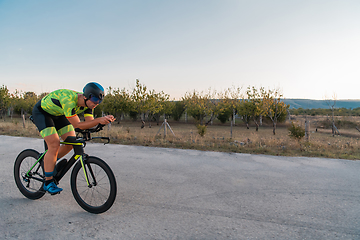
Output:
top-left (83, 82), bottom-right (104, 104)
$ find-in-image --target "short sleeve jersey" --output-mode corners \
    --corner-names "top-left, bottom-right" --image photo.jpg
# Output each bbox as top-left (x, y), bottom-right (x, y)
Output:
top-left (40, 89), bottom-right (93, 118)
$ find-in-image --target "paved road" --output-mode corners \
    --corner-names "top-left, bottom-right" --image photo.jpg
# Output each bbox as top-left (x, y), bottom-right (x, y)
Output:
top-left (1, 135), bottom-right (360, 239)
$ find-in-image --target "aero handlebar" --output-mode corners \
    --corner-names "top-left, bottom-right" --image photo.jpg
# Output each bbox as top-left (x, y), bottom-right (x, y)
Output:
top-left (75, 124), bottom-right (110, 144)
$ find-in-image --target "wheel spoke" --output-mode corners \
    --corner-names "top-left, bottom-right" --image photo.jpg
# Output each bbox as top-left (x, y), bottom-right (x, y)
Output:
top-left (71, 157), bottom-right (116, 213)
top-left (14, 150), bottom-right (45, 200)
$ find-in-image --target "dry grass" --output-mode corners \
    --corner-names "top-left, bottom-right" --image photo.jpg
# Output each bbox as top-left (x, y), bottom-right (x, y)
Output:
top-left (1, 116), bottom-right (360, 160)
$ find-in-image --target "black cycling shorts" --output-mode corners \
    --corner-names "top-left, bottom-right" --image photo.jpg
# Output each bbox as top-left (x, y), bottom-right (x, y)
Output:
top-left (32, 100), bottom-right (74, 138)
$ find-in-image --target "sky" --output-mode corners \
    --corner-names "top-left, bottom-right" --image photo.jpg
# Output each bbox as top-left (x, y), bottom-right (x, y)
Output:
top-left (0, 0), bottom-right (360, 100)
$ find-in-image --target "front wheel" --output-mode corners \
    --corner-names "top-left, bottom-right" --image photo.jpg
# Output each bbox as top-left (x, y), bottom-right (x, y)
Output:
top-left (70, 156), bottom-right (117, 214)
top-left (14, 149), bottom-right (45, 200)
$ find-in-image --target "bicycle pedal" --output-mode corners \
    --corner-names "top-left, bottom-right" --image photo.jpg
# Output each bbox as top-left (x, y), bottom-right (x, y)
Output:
top-left (50, 192), bottom-right (60, 196)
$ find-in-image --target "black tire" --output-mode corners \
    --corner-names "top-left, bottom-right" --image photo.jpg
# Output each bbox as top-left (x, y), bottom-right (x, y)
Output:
top-left (70, 156), bottom-right (117, 214)
top-left (14, 149), bottom-right (45, 200)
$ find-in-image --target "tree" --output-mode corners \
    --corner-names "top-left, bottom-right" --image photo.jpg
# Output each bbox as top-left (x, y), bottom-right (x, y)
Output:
top-left (237, 100), bottom-right (254, 129)
top-left (23, 92), bottom-right (38, 114)
top-left (238, 86), bottom-right (264, 131)
top-left (217, 86), bottom-right (243, 138)
top-left (171, 101), bottom-right (185, 121)
top-left (130, 79), bottom-right (170, 127)
top-left (102, 87), bottom-right (131, 122)
top-left (0, 85), bottom-right (10, 119)
top-left (131, 79), bottom-right (148, 121)
top-left (161, 99), bottom-right (176, 120)
top-left (182, 89), bottom-right (216, 126)
top-left (216, 86), bottom-right (243, 124)
top-left (261, 87), bottom-right (289, 135)
top-left (10, 90), bottom-right (38, 116)
top-left (216, 93), bottom-right (233, 124)
top-left (145, 90), bottom-right (170, 126)
top-left (216, 106), bottom-right (233, 124)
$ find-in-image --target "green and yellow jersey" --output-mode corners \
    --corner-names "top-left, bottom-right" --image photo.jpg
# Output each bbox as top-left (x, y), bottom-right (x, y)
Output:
top-left (41, 89), bottom-right (93, 118)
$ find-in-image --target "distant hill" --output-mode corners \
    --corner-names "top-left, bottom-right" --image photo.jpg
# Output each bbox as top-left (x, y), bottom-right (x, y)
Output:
top-left (282, 99), bottom-right (360, 109)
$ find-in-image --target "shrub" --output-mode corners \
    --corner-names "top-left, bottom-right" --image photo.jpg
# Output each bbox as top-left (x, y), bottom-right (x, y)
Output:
top-left (172, 101), bottom-right (185, 121)
top-left (288, 122), bottom-right (305, 140)
top-left (217, 108), bottom-right (232, 124)
top-left (196, 124), bottom-right (207, 137)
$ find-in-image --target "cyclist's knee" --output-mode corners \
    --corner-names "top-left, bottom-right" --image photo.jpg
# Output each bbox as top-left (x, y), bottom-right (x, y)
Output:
top-left (44, 134), bottom-right (61, 151)
top-left (48, 143), bottom-right (60, 153)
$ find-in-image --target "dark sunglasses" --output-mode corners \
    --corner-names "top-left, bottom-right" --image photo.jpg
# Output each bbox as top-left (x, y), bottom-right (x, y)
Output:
top-left (89, 94), bottom-right (102, 104)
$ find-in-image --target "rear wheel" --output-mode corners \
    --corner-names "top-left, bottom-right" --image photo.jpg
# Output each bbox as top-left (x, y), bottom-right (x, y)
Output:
top-left (14, 149), bottom-right (45, 200)
top-left (70, 156), bottom-right (117, 214)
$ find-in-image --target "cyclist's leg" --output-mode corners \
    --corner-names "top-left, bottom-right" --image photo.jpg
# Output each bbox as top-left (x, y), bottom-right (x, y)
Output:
top-left (57, 131), bottom-right (76, 158)
top-left (54, 116), bottom-right (76, 159)
top-left (43, 133), bottom-right (60, 180)
top-left (32, 100), bottom-right (59, 180)
top-left (32, 102), bottom-right (63, 193)
top-left (42, 133), bottom-right (63, 193)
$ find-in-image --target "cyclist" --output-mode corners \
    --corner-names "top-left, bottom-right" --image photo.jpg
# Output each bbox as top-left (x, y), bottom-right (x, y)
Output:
top-left (32, 82), bottom-right (115, 194)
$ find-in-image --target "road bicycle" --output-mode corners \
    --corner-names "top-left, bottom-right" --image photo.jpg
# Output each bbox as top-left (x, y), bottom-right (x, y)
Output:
top-left (14, 123), bottom-right (117, 214)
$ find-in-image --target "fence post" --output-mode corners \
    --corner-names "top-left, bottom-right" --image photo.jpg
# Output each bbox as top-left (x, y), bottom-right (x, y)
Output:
top-left (230, 116), bottom-right (233, 139)
top-left (305, 117), bottom-right (310, 141)
top-left (233, 109), bottom-right (236, 126)
top-left (22, 114), bottom-right (26, 128)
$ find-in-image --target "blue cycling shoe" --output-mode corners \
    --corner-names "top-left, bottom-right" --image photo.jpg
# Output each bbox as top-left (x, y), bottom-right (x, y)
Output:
top-left (43, 182), bottom-right (63, 194)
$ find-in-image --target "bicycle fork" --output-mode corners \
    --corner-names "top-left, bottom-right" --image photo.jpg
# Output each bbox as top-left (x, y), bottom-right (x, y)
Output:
top-left (76, 154), bottom-right (94, 188)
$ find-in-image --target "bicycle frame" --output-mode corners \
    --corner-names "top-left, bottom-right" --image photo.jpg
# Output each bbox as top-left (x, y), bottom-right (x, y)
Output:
top-left (54, 136), bottom-right (88, 184)
top-left (25, 136), bottom-right (92, 186)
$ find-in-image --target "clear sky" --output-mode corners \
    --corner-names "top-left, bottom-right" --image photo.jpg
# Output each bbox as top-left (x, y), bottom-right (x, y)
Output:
top-left (1, 0), bottom-right (359, 100)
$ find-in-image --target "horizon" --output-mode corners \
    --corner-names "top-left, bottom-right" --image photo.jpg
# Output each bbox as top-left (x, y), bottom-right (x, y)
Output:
top-left (3, 83), bottom-right (360, 101)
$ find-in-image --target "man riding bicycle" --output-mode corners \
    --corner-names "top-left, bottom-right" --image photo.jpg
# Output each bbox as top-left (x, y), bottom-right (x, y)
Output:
top-left (32, 82), bottom-right (115, 194)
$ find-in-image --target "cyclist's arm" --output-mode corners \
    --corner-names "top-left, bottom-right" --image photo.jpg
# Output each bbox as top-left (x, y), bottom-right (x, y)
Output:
top-left (84, 115), bottom-right (94, 122)
top-left (68, 115), bottom-right (115, 130)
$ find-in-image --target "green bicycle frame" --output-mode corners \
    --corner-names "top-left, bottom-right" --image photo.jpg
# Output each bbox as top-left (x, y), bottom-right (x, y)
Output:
top-left (54, 137), bottom-right (90, 185)
top-left (26, 136), bottom-right (91, 186)
top-left (26, 151), bottom-right (47, 179)
top-left (75, 154), bottom-right (90, 186)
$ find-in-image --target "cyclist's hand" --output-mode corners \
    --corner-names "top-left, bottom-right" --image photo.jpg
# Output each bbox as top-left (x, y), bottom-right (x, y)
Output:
top-left (98, 115), bottom-right (116, 125)
top-left (106, 115), bottom-right (116, 122)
